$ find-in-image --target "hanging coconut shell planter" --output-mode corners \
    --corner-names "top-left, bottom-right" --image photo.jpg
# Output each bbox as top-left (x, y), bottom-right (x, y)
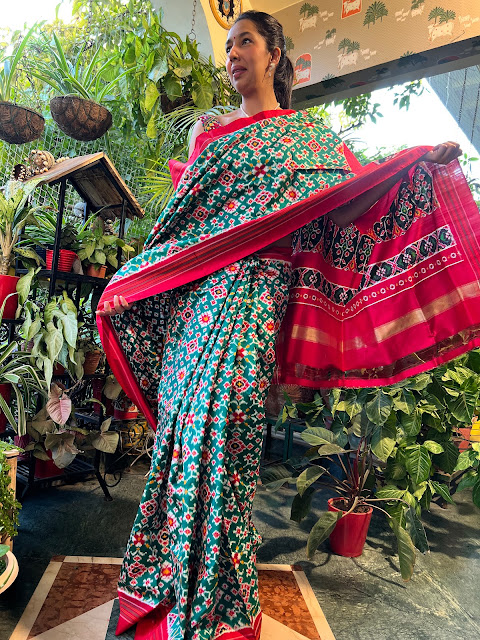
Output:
top-left (0, 101), bottom-right (45, 144)
top-left (50, 96), bottom-right (112, 142)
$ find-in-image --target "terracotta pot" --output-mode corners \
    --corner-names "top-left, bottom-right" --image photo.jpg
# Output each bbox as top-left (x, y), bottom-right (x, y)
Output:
top-left (0, 551), bottom-right (19, 594)
top-left (0, 101), bottom-right (44, 144)
top-left (0, 274), bottom-right (19, 320)
top-left (84, 350), bottom-right (102, 375)
top-left (327, 497), bottom-right (373, 557)
top-left (0, 383), bottom-right (12, 433)
top-left (87, 264), bottom-right (107, 278)
top-left (50, 96), bottom-right (112, 141)
top-left (46, 249), bottom-right (77, 272)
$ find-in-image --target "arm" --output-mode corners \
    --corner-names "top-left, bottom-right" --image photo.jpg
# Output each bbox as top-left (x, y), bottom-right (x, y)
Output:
top-left (188, 119), bottom-right (206, 159)
top-left (329, 142), bottom-right (462, 228)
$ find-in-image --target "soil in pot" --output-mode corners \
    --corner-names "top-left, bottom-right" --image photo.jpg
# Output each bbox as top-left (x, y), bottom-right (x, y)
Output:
top-left (0, 274), bottom-right (19, 320)
top-left (327, 497), bottom-right (373, 557)
top-left (0, 102), bottom-right (45, 144)
top-left (50, 96), bottom-right (112, 141)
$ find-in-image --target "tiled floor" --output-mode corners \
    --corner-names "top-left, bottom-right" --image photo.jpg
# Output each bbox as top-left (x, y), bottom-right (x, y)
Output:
top-left (10, 557), bottom-right (335, 640)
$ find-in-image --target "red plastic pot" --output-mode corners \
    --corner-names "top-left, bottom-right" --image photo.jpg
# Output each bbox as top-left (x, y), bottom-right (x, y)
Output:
top-left (0, 383), bottom-right (11, 433)
top-left (327, 497), bottom-right (373, 557)
top-left (34, 450), bottom-right (64, 479)
top-left (0, 275), bottom-right (19, 320)
top-left (46, 249), bottom-right (77, 272)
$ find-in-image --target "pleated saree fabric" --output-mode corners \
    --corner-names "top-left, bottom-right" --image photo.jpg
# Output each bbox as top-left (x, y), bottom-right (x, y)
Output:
top-left (97, 110), bottom-right (480, 639)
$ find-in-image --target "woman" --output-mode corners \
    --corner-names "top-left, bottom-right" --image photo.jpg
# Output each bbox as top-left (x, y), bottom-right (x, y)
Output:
top-left (97, 11), bottom-right (474, 640)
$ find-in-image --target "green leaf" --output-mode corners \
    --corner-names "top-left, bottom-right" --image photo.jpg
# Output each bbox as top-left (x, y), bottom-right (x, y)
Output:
top-left (93, 249), bottom-right (106, 265)
top-left (301, 426), bottom-right (334, 446)
top-left (16, 268), bottom-right (36, 306)
top-left (173, 59), bottom-right (193, 78)
top-left (306, 511), bottom-right (342, 559)
top-left (163, 73), bottom-right (182, 101)
top-left (456, 471), bottom-right (478, 492)
top-left (393, 388), bottom-right (416, 415)
top-left (45, 324), bottom-right (63, 362)
top-left (472, 478), bottom-right (480, 508)
top-left (296, 466), bottom-right (326, 497)
top-left (399, 410), bottom-right (422, 436)
top-left (454, 449), bottom-right (479, 471)
top-left (146, 111), bottom-right (157, 139)
top-left (330, 388), bottom-right (342, 416)
top-left (261, 465), bottom-right (294, 492)
top-left (423, 440), bottom-right (444, 454)
top-left (124, 45), bottom-right (136, 65)
top-left (316, 443), bottom-right (346, 456)
top-left (391, 519), bottom-right (416, 581)
top-left (375, 485), bottom-right (405, 501)
top-left (434, 441), bottom-right (459, 474)
top-left (371, 414), bottom-right (396, 462)
top-left (366, 389), bottom-right (394, 426)
top-left (446, 389), bottom-right (477, 423)
top-left (145, 81), bottom-right (160, 112)
top-left (405, 445), bottom-right (431, 484)
top-left (192, 81), bottom-right (214, 109)
top-left (89, 430), bottom-right (119, 454)
top-left (291, 486), bottom-right (315, 522)
top-left (429, 481), bottom-right (454, 504)
top-left (148, 56), bottom-right (168, 82)
top-left (405, 506), bottom-right (429, 553)
top-left (59, 310), bottom-right (77, 349)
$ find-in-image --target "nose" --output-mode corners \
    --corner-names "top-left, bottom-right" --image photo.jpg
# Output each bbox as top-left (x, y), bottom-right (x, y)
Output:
top-left (228, 44), bottom-right (239, 61)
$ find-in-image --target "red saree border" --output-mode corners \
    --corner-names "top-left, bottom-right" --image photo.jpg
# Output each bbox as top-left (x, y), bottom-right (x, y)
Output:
top-left (98, 146), bottom-right (431, 429)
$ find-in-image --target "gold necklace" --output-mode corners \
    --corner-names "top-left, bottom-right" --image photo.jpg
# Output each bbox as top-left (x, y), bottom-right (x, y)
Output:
top-left (239, 103), bottom-right (281, 118)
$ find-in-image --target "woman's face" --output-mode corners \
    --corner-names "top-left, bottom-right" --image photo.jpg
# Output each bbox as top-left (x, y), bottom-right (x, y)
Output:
top-left (225, 19), bottom-right (278, 96)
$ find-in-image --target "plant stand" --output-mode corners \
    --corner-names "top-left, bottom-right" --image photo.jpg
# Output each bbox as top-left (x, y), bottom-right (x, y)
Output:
top-left (2, 153), bottom-right (144, 502)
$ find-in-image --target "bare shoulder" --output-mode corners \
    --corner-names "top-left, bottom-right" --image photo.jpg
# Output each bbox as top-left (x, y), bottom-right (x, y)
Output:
top-left (215, 108), bottom-right (242, 126)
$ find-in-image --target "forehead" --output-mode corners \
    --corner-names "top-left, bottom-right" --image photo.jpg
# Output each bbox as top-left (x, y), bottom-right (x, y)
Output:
top-left (226, 19), bottom-right (260, 44)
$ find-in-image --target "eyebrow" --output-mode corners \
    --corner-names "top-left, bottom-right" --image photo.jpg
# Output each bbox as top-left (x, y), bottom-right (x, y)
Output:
top-left (225, 31), bottom-right (254, 47)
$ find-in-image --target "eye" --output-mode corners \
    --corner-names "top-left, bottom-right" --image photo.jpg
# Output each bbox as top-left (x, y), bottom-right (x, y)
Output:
top-left (242, 38), bottom-right (251, 45)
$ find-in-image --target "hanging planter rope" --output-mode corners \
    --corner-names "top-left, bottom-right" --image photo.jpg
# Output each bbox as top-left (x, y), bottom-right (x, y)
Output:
top-left (50, 96), bottom-right (112, 142)
top-left (0, 101), bottom-right (45, 144)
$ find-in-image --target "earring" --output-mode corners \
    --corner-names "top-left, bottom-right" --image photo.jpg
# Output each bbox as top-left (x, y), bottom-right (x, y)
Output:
top-left (269, 63), bottom-right (274, 77)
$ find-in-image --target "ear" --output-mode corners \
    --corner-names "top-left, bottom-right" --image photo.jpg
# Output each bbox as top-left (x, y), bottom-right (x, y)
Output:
top-left (271, 46), bottom-right (282, 65)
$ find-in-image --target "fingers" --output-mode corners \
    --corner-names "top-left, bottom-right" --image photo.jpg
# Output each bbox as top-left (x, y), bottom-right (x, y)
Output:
top-left (425, 141), bottom-right (462, 165)
top-left (95, 295), bottom-right (132, 317)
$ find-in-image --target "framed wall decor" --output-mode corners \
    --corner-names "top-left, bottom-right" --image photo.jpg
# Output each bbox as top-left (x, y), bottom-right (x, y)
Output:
top-left (209, 0), bottom-right (242, 30)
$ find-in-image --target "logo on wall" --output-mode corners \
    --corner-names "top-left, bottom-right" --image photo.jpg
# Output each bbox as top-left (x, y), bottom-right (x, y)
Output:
top-left (342, 0), bottom-right (362, 19)
top-left (209, 0), bottom-right (243, 30)
top-left (294, 54), bottom-right (312, 84)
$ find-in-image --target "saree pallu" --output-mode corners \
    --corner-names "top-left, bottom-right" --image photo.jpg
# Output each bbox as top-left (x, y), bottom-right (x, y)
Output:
top-left (97, 110), bottom-right (480, 639)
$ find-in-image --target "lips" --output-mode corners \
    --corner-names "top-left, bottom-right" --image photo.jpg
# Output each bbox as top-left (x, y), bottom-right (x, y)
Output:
top-left (232, 67), bottom-right (247, 79)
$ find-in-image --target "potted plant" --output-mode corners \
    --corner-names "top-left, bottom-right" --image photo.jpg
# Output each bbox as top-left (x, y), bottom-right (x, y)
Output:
top-left (0, 293), bottom-right (46, 434)
top-left (0, 442), bottom-right (21, 594)
top-left (0, 178), bottom-right (44, 318)
top-left (76, 335), bottom-right (103, 375)
top-left (26, 382), bottom-right (120, 476)
top-left (44, 222), bottom-right (79, 272)
top-left (17, 272), bottom-right (79, 388)
top-left (262, 423), bottom-right (420, 580)
top-left (0, 24), bottom-right (45, 144)
top-left (29, 33), bottom-right (131, 141)
top-left (76, 219), bottom-right (134, 277)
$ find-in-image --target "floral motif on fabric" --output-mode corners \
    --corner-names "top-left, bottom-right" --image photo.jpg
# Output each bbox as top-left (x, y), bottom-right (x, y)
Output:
top-left (117, 257), bottom-right (292, 639)
top-left (111, 294), bottom-right (170, 414)
top-left (292, 164), bottom-right (436, 273)
top-left (108, 112), bottom-right (353, 289)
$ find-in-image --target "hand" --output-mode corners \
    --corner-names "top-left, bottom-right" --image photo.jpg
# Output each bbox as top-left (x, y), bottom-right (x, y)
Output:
top-left (96, 295), bottom-right (132, 317)
top-left (423, 141), bottom-right (462, 165)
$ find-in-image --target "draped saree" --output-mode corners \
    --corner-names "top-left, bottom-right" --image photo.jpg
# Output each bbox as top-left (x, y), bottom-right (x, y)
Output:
top-left (97, 109), bottom-right (480, 639)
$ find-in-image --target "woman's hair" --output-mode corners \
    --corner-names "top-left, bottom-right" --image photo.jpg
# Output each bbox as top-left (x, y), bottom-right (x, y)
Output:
top-left (234, 10), bottom-right (294, 109)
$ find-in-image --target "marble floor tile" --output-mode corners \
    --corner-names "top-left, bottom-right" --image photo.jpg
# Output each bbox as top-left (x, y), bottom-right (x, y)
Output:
top-left (29, 600), bottom-right (115, 640)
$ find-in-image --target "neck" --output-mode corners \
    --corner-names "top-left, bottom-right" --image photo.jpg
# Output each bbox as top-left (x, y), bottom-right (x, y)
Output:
top-left (240, 92), bottom-right (281, 117)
